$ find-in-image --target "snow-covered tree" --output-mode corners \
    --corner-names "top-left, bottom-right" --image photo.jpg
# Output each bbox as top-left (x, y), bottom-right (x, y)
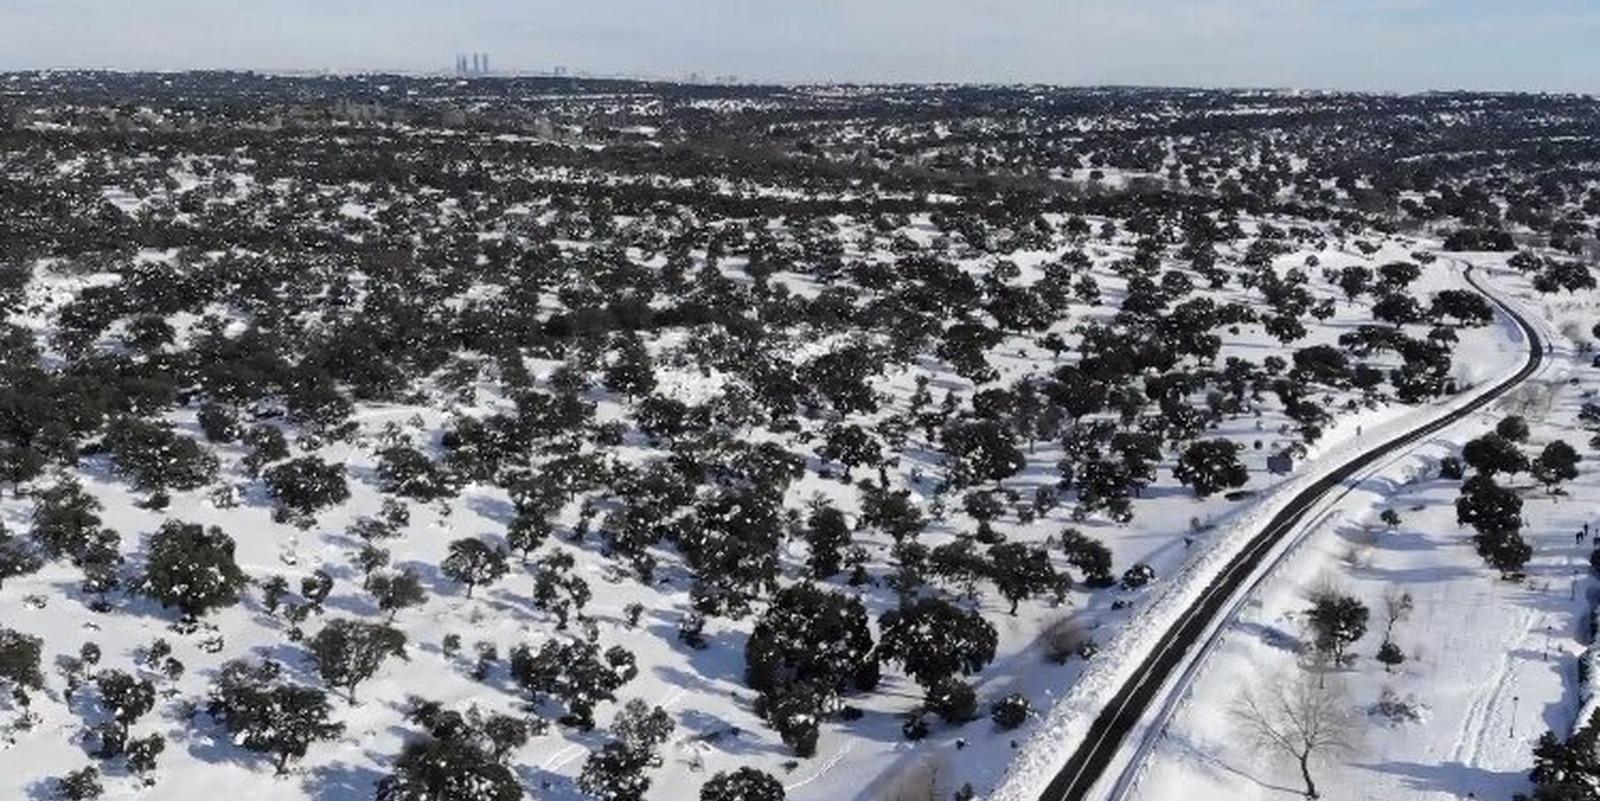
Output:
top-left (139, 521), bottom-right (248, 618)
top-left (374, 732), bottom-right (522, 801)
top-left (206, 659), bottom-right (345, 774)
top-left (263, 456), bottom-right (350, 521)
top-left (745, 583), bottom-right (878, 703)
top-left (1173, 439), bottom-right (1249, 498)
top-left (878, 598), bottom-right (997, 687)
top-left (509, 639), bottom-right (635, 730)
top-left (700, 767), bottom-right (786, 801)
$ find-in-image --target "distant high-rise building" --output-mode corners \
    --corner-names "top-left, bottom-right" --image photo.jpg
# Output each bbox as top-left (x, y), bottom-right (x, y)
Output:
top-left (481, 53), bottom-right (490, 74)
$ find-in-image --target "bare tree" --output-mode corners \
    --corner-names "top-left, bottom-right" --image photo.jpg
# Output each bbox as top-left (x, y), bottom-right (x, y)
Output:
top-left (1231, 668), bottom-right (1359, 799)
top-left (1381, 589), bottom-right (1414, 640)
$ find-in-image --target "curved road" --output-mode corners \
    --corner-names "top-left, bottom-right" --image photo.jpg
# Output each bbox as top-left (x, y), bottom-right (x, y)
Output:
top-left (1038, 265), bottom-right (1545, 801)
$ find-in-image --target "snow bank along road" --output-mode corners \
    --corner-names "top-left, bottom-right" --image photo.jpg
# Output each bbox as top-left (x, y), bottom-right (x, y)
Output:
top-left (1029, 265), bottom-right (1545, 801)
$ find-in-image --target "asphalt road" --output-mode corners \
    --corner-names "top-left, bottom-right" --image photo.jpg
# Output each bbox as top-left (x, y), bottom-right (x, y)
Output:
top-left (1038, 265), bottom-right (1545, 801)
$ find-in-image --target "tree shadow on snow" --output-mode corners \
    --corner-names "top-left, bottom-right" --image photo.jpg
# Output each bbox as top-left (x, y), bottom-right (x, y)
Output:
top-left (1160, 731), bottom-right (1304, 796)
top-left (304, 759), bottom-right (386, 801)
top-left (1358, 759), bottom-right (1527, 799)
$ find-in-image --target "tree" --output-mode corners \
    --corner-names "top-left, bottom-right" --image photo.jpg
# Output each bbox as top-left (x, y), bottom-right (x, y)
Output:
top-left (0, 627), bottom-right (44, 690)
top-left (1306, 590), bottom-right (1368, 667)
top-left (263, 456), bottom-right (350, 520)
top-left (376, 445), bottom-right (455, 501)
top-left (1231, 669), bottom-right (1358, 799)
top-left (754, 679), bottom-right (826, 756)
top-left (941, 419), bottom-right (1025, 488)
top-left (355, 543), bottom-right (391, 589)
top-left (308, 619), bottom-right (407, 703)
top-left (815, 424), bottom-right (880, 480)
top-left (1174, 439), bottom-right (1249, 498)
top-left (924, 674), bottom-right (979, 723)
top-left (987, 542), bottom-right (1063, 614)
top-left (1496, 415), bottom-right (1531, 443)
top-left (1058, 528), bottom-right (1114, 587)
top-left (1456, 474), bottom-right (1530, 578)
top-left (441, 538), bottom-right (509, 599)
top-left (370, 569), bottom-right (428, 620)
top-left (509, 639), bottom-right (636, 731)
top-left (1335, 265), bottom-right (1371, 301)
top-left (745, 583), bottom-right (878, 702)
top-left (1533, 440), bottom-right (1581, 493)
top-left (1376, 641), bottom-right (1405, 673)
top-left (125, 733), bottom-right (166, 777)
top-left (206, 659), bottom-right (344, 774)
top-left (611, 698), bottom-right (676, 759)
top-left (1456, 474), bottom-right (1523, 536)
top-left (578, 740), bottom-right (653, 801)
top-left (1429, 289), bottom-right (1493, 326)
top-left (1462, 432), bottom-right (1529, 478)
top-left (878, 598), bottom-right (998, 687)
top-left (803, 503), bottom-right (851, 579)
top-left (375, 732), bottom-right (522, 801)
top-left (94, 669), bottom-right (156, 748)
top-left (700, 768), bottom-right (785, 801)
top-left (103, 416), bottom-right (218, 492)
top-left (54, 766), bottom-right (103, 801)
top-left (602, 333), bottom-right (657, 401)
top-left (991, 692), bottom-right (1031, 730)
top-left (0, 529), bottom-right (43, 589)
top-left (1528, 708), bottom-right (1600, 801)
top-left (30, 476), bottom-right (107, 561)
top-left (139, 520), bottom-right (248, 618)
top-left (530, 550), bottom-right (590, 629)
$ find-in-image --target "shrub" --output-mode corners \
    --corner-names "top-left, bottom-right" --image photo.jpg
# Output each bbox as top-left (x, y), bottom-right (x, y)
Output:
top-left (990, 692), bottom-right (1031, 730)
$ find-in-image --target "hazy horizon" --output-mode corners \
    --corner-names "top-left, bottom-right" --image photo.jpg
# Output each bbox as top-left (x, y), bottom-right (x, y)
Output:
top-left (3, 0), bottom-right (1598, 94)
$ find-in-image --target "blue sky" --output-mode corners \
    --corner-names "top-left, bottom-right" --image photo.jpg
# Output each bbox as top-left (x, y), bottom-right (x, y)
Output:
top-left (2, 0), bottom-right (1596, 91)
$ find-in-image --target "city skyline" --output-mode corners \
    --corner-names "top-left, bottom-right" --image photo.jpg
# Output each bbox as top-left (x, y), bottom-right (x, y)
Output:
top-left (2, 1), bottom-right (1598, 92)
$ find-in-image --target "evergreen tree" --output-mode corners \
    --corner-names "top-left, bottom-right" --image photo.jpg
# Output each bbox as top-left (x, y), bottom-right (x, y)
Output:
top-left (375, 732), bottom-right (522, 801)
top-left (371, 569), bottom-right (428, 621)
top-left (263, 456), bottom-right (350, 521)
top-left (602, 333), bottom-right (657, 401)
top-left (1058, 528), bottom-right (1115, 587)
top-left (308, 619), bottom-right (407, 703)
top-left (1306, 591), bottom-right (1369, 666)
top-left (0, 527), bottom-right (43, 589)
top-left (1462, 432), bottom-right (1530, 478)
top-left (0, 627), bottom-right (45, 690)
top-left (1174, 439), bottom-right (1249, 498)
top-left (1533, 440), bottom-right (1581, 493)
top-left (206, 659), bottom-right (344, 774)
top-left (700, 767), bottom-right (786, 801)
top-left (878, 598), bottom-right (997, 687)
top-left (803, 503), bottom-right (851, 579)
top-left (441, 538), bottom-right (510, 599)
top-left (139, 521), bottom-right (248, 618)
top-left (94, 669), bottom-right (156, 747)
top-left (987, 542), bottom-right (1063, 614)
top-left (745, 583), bottom-right (878, 701)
